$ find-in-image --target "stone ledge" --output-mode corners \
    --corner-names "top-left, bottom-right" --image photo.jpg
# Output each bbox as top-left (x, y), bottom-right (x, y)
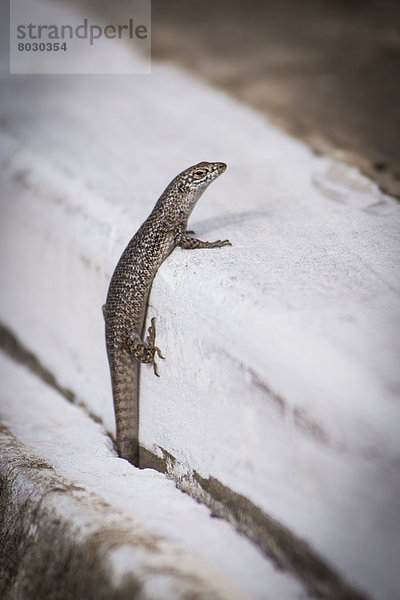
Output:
top-left (0, 424), bottom-right (247, 600)
top-left (0, 351), bottom-right (308, 599)
top-left (0, 325), bottom-right (370, 600)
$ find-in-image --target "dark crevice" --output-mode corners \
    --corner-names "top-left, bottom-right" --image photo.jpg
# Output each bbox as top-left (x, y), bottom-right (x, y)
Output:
top-left (0, 322), bottom-right (75, 404)
top-left (139, 445), bottom-right (370, 600)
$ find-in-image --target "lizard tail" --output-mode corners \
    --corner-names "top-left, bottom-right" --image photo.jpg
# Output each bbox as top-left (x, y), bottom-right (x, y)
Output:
top-left (109, 349), bottom-right (140, 466)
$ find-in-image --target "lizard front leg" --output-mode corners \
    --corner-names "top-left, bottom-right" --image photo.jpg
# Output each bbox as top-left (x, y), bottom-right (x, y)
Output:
top-left (175, 227), bottom-right (231, 249)
top-left (126, 317), bottom-right (165, 377)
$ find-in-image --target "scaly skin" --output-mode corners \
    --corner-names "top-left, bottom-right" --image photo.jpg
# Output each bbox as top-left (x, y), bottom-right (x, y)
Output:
top-left (104, 161), bottom-right (230, 465)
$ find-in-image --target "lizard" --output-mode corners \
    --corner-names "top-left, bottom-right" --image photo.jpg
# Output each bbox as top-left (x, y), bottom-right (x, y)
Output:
top-left (103, 161), bottom-right (230, 466)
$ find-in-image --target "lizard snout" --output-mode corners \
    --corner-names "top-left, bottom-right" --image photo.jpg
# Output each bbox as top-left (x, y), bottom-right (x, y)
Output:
top-left (213, 162), bottom-right (227, 174)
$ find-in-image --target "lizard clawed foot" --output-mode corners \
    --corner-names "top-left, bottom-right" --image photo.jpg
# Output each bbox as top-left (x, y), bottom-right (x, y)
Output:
top-left (146, 317), bottom-right (165, 358)
top-left (127, 318), bottom-right (165, 376)
top-left (146, 317), bottom-right (165, 377)
top-left (212, 239), bottom-right (231, 248)
top-left (153, 361), bottom-right (160, 377)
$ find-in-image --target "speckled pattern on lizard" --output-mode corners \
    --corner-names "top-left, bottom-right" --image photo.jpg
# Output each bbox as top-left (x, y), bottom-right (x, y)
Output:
top-left (103, 161), bottom-right (230, 465)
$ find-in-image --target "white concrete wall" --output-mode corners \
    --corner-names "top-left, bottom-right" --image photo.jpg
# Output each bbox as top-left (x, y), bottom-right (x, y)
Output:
top-left (1, 3), bottom-right (399, 598)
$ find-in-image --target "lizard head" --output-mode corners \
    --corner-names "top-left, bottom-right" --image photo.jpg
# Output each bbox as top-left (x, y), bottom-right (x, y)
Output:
top-left (176, 161), bottom-right (227, 209)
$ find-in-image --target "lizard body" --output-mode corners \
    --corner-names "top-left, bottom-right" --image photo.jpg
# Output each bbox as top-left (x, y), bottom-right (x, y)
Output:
top-left (104, 161), bottom-right (230, 465)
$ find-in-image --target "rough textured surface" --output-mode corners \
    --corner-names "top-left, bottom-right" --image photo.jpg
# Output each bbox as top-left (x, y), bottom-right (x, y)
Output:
top-left (0, 425), bottom-right (247, 600)
top-left (0, 323), bottom-right (373, 600)
top-left (140, 446), bottom-right (368, 600)
top-left (0, 352), bottom-right (310, 600)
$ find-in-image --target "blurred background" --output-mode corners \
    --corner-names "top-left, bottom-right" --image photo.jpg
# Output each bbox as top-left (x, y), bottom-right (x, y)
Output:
top-left (97, 0), bottom-right (399, 195)
top-left (3, 0), bottom-right (400, 193)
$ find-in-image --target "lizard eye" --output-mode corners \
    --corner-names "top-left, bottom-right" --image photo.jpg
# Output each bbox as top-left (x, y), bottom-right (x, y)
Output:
top-left (193, 169), bottom-right (207, 180)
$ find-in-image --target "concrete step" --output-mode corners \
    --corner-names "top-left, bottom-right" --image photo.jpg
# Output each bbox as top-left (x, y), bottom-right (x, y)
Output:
top-left (1, 352), bottom-right (304, 600)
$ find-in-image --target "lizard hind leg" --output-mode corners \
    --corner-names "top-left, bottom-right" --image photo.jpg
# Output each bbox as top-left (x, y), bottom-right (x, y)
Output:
top-left (126, 317), bottom-right (165, 377)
